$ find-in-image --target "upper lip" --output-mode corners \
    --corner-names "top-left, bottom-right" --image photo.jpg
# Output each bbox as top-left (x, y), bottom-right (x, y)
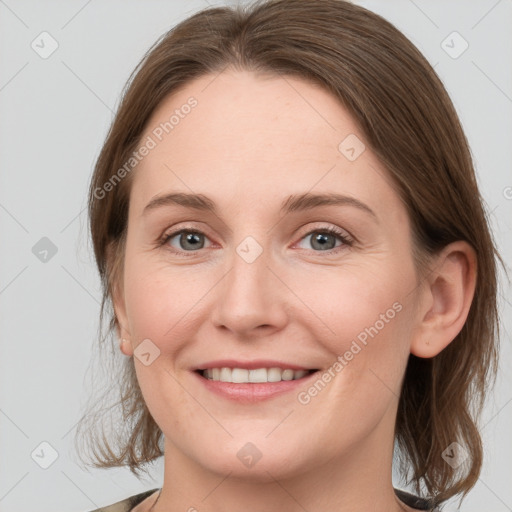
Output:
top-left (193, 359), bottom-right (316, 371)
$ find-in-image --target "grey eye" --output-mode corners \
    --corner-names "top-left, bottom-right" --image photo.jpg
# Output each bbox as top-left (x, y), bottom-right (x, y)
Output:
top-left (168, 231), bottom-right (208, 251)
top-left (297, 231), bottom-right (342, 251)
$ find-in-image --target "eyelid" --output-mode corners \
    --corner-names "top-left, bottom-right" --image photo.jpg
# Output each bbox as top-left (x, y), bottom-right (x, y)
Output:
top-left (159, 222), bottom-right (212, 241)
top-left (296, 223), bottom-right (353, 241)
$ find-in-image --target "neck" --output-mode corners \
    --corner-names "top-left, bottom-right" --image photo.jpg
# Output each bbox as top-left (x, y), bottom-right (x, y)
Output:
top-left (152, 415), bottom-right (414, 512)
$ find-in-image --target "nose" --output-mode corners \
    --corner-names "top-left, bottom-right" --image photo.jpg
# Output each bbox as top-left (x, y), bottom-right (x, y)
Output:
top-left (211, 244), bottom-right (289, 338)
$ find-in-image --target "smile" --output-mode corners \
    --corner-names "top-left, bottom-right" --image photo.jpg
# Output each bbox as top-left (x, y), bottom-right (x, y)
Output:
top-left (199, 367), bottom-right (316, 383)
top-left (193, 363), bottom-right (320, 403)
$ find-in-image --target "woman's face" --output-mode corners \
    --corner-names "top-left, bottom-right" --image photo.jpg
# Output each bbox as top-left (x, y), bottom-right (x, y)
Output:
top-left (116, 70), bottom-right (425, 479)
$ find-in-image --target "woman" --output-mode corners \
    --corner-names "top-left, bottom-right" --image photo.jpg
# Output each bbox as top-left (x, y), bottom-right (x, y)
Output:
top-left (76, 0), bottom-right (501, 510)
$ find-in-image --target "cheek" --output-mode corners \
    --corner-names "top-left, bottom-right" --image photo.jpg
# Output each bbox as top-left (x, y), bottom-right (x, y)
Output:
top-left (123, 256), bottom-right (202, 342)
top-left (287, 257), bottom-right (416, 416)
top-left (287, 256), bottom-right (415, 353)
top-left (290, 273), bottom-right (413, 450)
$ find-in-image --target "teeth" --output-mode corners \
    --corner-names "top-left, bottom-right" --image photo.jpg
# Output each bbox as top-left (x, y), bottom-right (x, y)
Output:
top-left (201, 367), bottom-right (312, 383)
top-left (220, 367), bottom-right (231, 382)
top-left (249, 368), bottom-right (267, 383)
top-left (232, 368), bottom-right (249, 383)
top-left (282, 369), bottom-right (294, 381)
top-left (267, 368), bottom-right (282, 382)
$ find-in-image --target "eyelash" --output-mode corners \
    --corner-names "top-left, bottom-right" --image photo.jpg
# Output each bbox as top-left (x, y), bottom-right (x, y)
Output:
top-left (158, 225), bottom-right (353, 258)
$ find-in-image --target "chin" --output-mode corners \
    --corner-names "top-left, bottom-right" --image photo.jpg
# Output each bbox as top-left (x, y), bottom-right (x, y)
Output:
top-left (189, 438), bottom-right (310, 482)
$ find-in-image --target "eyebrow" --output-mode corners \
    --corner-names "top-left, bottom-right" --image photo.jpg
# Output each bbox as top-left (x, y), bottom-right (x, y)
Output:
top-left (142, 191), bottom-right (377, 219)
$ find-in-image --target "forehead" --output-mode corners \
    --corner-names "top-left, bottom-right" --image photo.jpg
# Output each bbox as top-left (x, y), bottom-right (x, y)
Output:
top-left (131, 69), bottom-right (401, 219)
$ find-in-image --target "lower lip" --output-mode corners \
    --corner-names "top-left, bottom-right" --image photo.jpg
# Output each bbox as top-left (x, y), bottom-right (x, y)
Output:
top-left (193, 371), bottom-right (319, 403)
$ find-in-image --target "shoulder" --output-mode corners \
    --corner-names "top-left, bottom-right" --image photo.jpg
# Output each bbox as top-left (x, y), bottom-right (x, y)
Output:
top-left (85, 489), bottom-right (160, 512)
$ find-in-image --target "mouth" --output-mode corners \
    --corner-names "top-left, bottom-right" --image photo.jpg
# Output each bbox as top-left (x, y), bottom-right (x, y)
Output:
top-left (195, 367), bottom-right (318, 383)
top-left (192, 364), bottom-right (320, 403)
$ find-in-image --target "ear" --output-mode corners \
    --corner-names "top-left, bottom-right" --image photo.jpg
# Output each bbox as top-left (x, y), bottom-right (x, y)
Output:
top-left (107, 241), bottom-right (134, 357)
top-left (410, 241), bottom-right (477, 358)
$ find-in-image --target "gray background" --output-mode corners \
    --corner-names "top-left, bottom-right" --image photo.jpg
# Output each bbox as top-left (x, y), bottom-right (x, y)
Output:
top-left (0, 1), bottom-right (510, 511)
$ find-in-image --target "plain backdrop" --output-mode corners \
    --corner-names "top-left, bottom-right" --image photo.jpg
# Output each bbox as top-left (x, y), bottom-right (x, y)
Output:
top-left (0, 1), bottom-right (511, 511)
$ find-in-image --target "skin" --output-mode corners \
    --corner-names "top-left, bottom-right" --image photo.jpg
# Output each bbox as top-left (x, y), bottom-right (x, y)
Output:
top-left (113, 70), bottom-right (477, 512)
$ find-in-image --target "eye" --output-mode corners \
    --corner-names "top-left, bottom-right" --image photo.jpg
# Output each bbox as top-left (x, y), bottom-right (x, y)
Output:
top-left (160, 225), bottom-right (353, 256)
top-left (162, 229), bottom-right (212, 253)
top-left (296, 227), bottom-right (352, 252)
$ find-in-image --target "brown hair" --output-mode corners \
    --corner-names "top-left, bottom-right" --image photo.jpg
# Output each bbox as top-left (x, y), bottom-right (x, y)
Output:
top-left (75, 0), bottom-right (502, 505)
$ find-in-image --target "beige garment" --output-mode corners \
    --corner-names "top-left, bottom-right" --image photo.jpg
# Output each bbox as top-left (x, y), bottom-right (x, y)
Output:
top-left (86, 489), bottom-right (160, 512)
top-left (86, 487), bottom-right (440, 511)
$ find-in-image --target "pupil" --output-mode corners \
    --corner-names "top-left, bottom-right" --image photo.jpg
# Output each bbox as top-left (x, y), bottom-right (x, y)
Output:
top-left (181, 232), bottom-right (204, 250)
top-left (312, 233), bottom-right (335, 251)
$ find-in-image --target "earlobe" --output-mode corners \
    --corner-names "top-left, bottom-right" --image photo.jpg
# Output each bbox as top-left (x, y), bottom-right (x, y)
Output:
top-left (410, 241), bottom-right (477, 358)
top-left (119, 338), bottom-right (134, 357)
